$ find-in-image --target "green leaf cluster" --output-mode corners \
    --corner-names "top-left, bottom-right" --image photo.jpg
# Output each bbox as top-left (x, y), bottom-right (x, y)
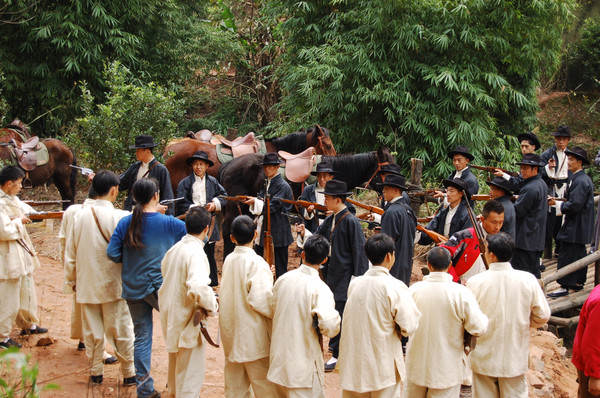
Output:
top-left (267, 0), bottom-right (575, 181)
top-left (567, 17), bottom-right (600, 89)
top-left (0, 347), bottom-right (59, 397)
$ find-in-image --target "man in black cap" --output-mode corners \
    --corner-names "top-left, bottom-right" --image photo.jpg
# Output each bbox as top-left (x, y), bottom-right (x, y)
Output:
top-left (119, 135), bottom-right (174, 214)
top-left (418, 178), bottom-right (473, 245)
top-left (487, 177), bottom-right (516, 239)
top-left (299, 162), bottom-right (355, 233)
top-left (547, 147), bottom-right (595, 298)
top-left (518, 131), bottom-right (541, 155)
top-left (512, 153), bottom-right (548, 278)
top-left (295, 179), bottom-right (369, 372)
top-left (540, 125), bottom-right (572, 259)
top-left (434, 146), bottom-right (479, 203)
top-left (175, 150), bottom-right (227, 286)
top-left (380, 174), bottom-right (417, 286)
top-left (245, 152), bottom-right (293, 278)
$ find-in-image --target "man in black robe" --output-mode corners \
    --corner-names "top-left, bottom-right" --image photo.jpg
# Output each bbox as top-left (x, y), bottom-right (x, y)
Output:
top-left (433, 146), bottom-right (479, 206)
top-left (487, 177), bottom-right (516, 239)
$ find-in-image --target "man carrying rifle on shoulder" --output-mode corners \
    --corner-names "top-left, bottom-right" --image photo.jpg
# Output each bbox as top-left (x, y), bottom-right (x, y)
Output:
top-left (433, 146), bottom-right (479, 207)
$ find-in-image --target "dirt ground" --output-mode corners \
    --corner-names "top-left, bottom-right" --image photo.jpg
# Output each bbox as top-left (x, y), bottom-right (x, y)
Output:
top-left (1, 185), bottom-right (581, 397)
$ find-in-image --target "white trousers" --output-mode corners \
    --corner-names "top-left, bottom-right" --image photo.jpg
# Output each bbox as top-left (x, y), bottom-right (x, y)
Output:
top-left (167, 345), bottom-right (206, 398)
top-left (472, 372), bottom-right (527, 398)
top-left (224, 356), bottom-right (285, 398)
top-left (70, 294), bottom-right (84, 340)
top-left (342, 382), bottom-right (401, 398)
top-left (402, 381), bottom-right (461, 398)
top-left (0, 274), bottom-right (39, 338)
top-left (279, 370), bottom-right (325, 398)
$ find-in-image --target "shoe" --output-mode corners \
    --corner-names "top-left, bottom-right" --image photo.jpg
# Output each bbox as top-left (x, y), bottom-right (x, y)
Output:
top-left (571, 285), bottom-right (584, 292)
top-left (148, 391), bottom-right (161, 398)
top-left (0, 338), bottom-right (22, 349)
top-left (324, 358), bottom-right (337, 373)
top-left (103, 356), bottom-right (118, 365)
top-left (539, 264), bottom-right (546, 272)
top-left (77, 342), bottom-right (86, 351)
top-left (90, 375), bottom-right (103, 384)
top-left (20, 326), bottom-right (48, 335)
top-left (547, 288), bottom-right (569, 298)
top-left (123, 376), bottom-right (136, 386)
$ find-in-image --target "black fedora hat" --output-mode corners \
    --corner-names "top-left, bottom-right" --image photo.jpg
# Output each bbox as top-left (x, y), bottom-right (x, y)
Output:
top-left (517, 131), bottom-right (541, 151)
top-left (447, 145), bottom-right (474, 161)
top-left (382, 174), bottom-right (407, 190)
top-left (260, 152), bottom-right (284, 166)
top-left (486, 177), bottom-right (513, 197)
top-left (130, 135), bottom-right (158, 149)
top-left (186, 150), bottom-right (214, 167)
top-left (551, 125), bottom-right (571, 137)
top-left (565, 146), bottom-right (590, 165)
top-left (379, 163), bottom-right (403, 176)
top-left (311, 161), bottom-right (337, 176)
top-left (323, 180), bottom-right (353, 197)
top-left (516, 153), bottom-right (544, 167)
top-left (443, 178), bottom-right (471, 200)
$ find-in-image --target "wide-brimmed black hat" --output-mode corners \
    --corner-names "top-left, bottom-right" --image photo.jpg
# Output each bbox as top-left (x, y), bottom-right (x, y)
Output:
top-left (130, 135), bottom-right (158, 149)
top-left (260, 152), bottom-right (284, 166)
top-left (447, 145), bottom-right (474, 161)
top-left (379, 163), bottom-right (403, 176)
top-left (551, 125), bottom-right (571, 137)
top-left (323, 180), bottom-right (353, 197)
top-left (186, 150), bottom-right (214, 167)
top-left (517, 131), bottom-right (541, 150)
top-left (565, 146), bottom-right (590, 165)
top-left (311, 161), bottom-right (337, 176)
top-left (486, 177), bottom-right (513, 197)
top-left (443, 178), bottom-right (471, 200)
top-left (516, 153), bottom-right (544, 167)
top-left (382, 174), bottom-right (407, 190)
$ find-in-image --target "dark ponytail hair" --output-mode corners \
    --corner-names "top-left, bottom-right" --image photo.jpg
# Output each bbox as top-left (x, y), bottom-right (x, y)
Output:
top-left (124, 178), bottom-right (159, 249)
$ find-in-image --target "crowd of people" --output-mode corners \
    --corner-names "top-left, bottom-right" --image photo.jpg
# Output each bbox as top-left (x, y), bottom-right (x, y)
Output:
top-left (0, 128), bottom-right (599, 397)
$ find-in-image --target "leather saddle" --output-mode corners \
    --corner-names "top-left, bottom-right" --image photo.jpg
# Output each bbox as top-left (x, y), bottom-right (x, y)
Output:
top-left (9, 136), bottom-right (49, 171)
top-left (212, 132), bottom-right (260, 158)
top-left (279, 147), bottom-right (316, 183)
top-left (186, 129), bottom-right (214, 143)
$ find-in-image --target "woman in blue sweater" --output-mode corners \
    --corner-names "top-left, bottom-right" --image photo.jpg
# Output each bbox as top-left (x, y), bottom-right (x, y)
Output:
top-left (107, 178), bottom-right (186, 398)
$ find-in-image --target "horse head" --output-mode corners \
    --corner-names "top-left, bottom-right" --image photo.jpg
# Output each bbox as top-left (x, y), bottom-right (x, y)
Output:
top-left (309, 125), bottom-right (336, 156)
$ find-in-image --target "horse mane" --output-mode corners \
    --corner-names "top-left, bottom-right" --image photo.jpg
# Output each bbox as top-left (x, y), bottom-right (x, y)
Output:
top-left (268, 130), bottom-right (309, 154)
top-left (322, 152), bottom-right (379, 190)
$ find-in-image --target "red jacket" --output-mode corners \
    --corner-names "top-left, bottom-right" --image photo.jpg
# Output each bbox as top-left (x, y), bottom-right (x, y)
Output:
top-left (441, 227), bottom-right (482, 282)
top-left (572, 284), bottom-right (600, 378)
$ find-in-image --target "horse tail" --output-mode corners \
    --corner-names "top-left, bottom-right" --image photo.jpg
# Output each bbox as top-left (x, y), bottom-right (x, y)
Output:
top-left (69, 149), bottom-right (77, 206)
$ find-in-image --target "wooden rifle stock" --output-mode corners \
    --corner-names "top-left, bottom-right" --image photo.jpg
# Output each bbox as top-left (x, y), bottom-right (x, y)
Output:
top-left (345, 198), bottom-right (384, 215)
top-left (23, 200), bottom-right (70, 206)
top-left (470, 165), bottom-right (519, 178)
top-left (417, 216), bottom-right (434, 223)
top-left (219, 195), bottom-right (252, 203)
top-left (471, 194), bottom-right (491, 201)
top-left (263, 181), bottom-right (275, 268)
top-left (27, 211), bottom-right (64, 221)
top-left (464, 198), bottom-right (489, 270)
top-left (410, 189), bottom-right (439, 197)
top-left (276, 197), bottom-right (328, 212)
top-left (416, 225), bottom-right (446, 244)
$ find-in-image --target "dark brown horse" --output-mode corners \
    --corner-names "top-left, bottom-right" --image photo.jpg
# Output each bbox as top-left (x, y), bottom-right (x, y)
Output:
top-left (0, 123), bottom-right (77, 209)
top-left (163, 125), bottom-right (336, 194)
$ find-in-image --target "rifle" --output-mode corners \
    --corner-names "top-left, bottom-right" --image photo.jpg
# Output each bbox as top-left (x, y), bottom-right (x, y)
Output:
top-left (70, 165), bottom-right (94, 176)
top-left (471, 194), bottom-right (492, 201)
top-left (345, 198), bottom-right (384, 215)
top-left (470, 165), bottom-right (519, 178)
top-left (275, 197), bottom-right (328, 212)
top-left (26, 211), bottom-right (64, 221)
top-left (219, 195), bottom-right (252, 203)
top-left (549, 197), bottom-right (567, 202)
top-left (417, 216), bottom-right (434, 223)
top-left (23, 200), bottom-right (71, 206)
top-left (409, 189), bottom-right (441, 197)
top-left (262, 180), bottom-right (275, 268)
top-left (159, 197), bottom-right (185, 206)
top-left (283, 212), bottom-right (304, 225)
top-left (416, 225), bottom-right (447, 244)
top-left (464, 197), bottom-right (489, 270)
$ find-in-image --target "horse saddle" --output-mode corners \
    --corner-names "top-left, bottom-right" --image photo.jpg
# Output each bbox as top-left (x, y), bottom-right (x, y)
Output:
top-left (279, 147), bottom-right (316, 183)
top-left (9, 137), bottom-right (50, 171)
top-left (186, 129), bottom-right (214, 143)
top-left (213, 132), bottom-right (260, 158)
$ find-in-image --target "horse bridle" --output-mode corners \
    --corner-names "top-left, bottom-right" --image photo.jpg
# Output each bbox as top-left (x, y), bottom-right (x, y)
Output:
top-left (365, 161), bottom-right (391, 189)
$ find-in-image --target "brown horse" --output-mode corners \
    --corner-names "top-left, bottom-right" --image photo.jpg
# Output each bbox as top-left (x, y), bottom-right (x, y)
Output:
top-left (0, 123), bottom-right (77, 209)
top-left (163, 125), bottom-right (336, 194)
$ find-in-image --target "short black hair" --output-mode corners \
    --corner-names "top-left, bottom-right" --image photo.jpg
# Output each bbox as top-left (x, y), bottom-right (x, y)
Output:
top-left (482, 200), bottom-right (504, 218)
top-left (303, 234), bottom-right (330, 265)
top-left (92, 170), bottom-right (120, 196)
top-left (185, 206), bottom-right (211, 235)
top-left (231, 215), bottom-right (256, 245)
top-left (88, 185), bottom-right (99, 200)
top-left (486, 232), bottom-right (515, 262)
top-left (364, 233), bottom-right (395, 266)
top-left (427, 247), bottom-right (452, 271)
top-left (0, 165), bottom-right (25, 185)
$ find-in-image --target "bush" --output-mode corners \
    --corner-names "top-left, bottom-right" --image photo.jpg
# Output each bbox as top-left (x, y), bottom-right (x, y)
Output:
top-left (568, 18), bottom-right (600, 89)
top-left (65, 61), bottom-right (184, 172)
top-left (0, 347), bottom-right (59, 397)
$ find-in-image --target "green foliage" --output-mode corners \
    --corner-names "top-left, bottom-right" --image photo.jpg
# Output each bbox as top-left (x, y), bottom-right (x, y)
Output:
top-left (65, 62), bottom-right (183, 172)
top-left (0, 347), bottom-right (59, 397)
top-left (568, 18), bottom-right (600, 89)
top-left (267, 0), bottom-right (575, 181)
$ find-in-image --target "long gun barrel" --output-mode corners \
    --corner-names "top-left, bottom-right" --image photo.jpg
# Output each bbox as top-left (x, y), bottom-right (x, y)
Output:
top-left (159, 197), bottom-right (186, 205)
top-left (416, 225), bottom-right (447, 244)
top-left (275, 197), bottom-right (328, 212)
top-left (345, 198), bottom-right (384, 215)
top-left (464, 198), bottom-right (489, 270)
top-left (219, 195), bottom-right (252, 203)
top-left (26, 211), bottom-right (64, 221)
top-left (23, 200), bottom-right (71, 206)
top-left (470, 165), bottom-right (519, 178)
top-left (70, 165), bottom-right (94, 176)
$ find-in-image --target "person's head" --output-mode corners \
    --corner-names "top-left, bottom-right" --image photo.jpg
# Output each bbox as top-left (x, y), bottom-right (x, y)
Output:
top-left (130, 135), bottom-right (157, 163)
top-left (382, 174), bottom-right (406, 202)
top-left (88, 185), bottom-right (99, 200)
top-left (124, 178), bottom-right (160, 250)
top-left (485, 232), bottom-right (515, 263)
top-left (0, 165), bottom-right (25, 195)
top-left (230, 215), bottom-right (257, 246)
top-left (186, 151), bottom-right (214, 178)
top-left (551, 126), bottom-right (571, 151)
top-left (565, 147), bottom-right (589, 173)
top-left (132, 178), bottom-right (159, 206)
top-left (517, 132), bottom-right (540, 155)
top-left (447, 146), bottom-right (474, 172)
top-left (443, 178), bottom-right (469, 206)
top-left (516, 153), bottom-right (543, 180)
top-left (135, 148), bottom-right (153, 163)
top-left (185, 206), bottom-right (211, 236)
top-left (481, 200), bottom-right (504, 235)
top-left (311, 162), bottom-right (337, 188)
top-left (260, 153), bottom-right (283, 179)
top-left (379, 163), bottom-right (403, 182)
top-left (91, 170), bottom-right (120, 199)
top-left (364, 233), bottom-right (395, 268)
top-left (427, 246), bottom-right (452, 272)
top-left (302, 234), bottom-right (330, 266)
top-left (486, 177), bottom-right (512, 200)
top-left (323, 180), bottom-right (351, 212)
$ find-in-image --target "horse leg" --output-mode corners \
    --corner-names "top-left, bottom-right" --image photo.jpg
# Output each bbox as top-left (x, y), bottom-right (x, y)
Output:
top-left (51, 148), bottom-right (76, 209)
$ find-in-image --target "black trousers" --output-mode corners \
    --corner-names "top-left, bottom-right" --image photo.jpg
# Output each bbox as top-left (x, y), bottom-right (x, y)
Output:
top-left (204, 242), bottom-right (219, 287)
top-left (512, 248), bottom-right (541, 279)
top-left (254, 245), bottom-right (289, 279)
top-left (544, 209), bottom-right (563, 258)
top-left (329, 300), bottom-right (346, 359)
top-left (557, 241), bottom-right (587, 288)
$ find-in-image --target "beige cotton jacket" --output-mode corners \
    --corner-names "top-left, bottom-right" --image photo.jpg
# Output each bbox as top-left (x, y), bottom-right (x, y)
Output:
top-left (466, 261), bottom-right (550, 377)
top-left (339, 266), bottom-right (421, 393)
top-left (64, 200), bottom-right (129, 304)
top-left (159, 234), bottom-right (218, 352)
top-left (219, 245), bottom-right (274, 363)
top-left (406, 272), bottom-right (488, 389)
top-left (0, 190), bottom-right (38, 280)
top-left (267, 265), bottom-right (340, 389)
